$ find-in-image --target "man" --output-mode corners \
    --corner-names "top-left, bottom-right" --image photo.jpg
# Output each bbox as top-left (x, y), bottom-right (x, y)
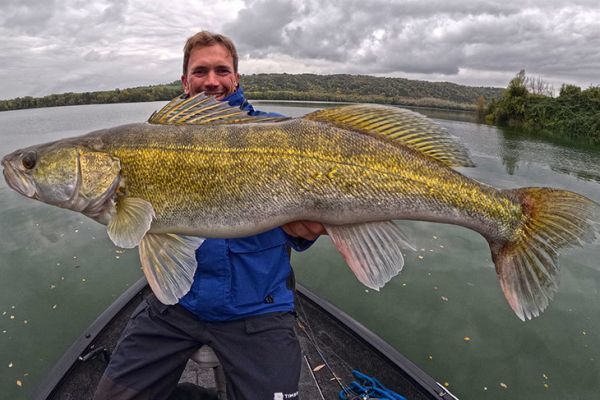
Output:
top-left (93, 31), bottom-right (325, 400)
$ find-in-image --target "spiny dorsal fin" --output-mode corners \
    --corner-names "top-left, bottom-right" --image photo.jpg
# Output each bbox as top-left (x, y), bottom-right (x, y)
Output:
top-left (305, 104), bottom-right (474, 167)
top-left (148, 93), bottom-right (289, 125)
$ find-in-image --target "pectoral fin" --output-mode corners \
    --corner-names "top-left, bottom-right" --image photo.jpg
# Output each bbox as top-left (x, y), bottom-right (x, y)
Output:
top-left (139, 233), bottom-right (205, 304)
top-left (324, 221), bottom-right (414, 290)
top-left (107, 197), bottom-right (155, 248)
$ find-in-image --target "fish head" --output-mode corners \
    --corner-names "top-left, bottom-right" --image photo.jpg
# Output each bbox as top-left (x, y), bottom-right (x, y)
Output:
top-left (2, 140), bottom-right (121, 217)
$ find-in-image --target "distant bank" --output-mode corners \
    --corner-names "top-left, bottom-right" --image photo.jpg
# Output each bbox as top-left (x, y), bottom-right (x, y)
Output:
top-left (485, 70), bottom-right (600, 144)
top-left (0, 73), bottom-right (502, 112)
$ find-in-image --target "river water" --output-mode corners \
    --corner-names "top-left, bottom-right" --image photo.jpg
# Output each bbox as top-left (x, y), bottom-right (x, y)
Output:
top-left (0, 101), bottom-right (599, 399)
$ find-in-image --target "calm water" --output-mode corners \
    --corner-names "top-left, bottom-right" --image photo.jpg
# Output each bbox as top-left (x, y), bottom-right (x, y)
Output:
top-left (0, 101), bottom-right (599, 400)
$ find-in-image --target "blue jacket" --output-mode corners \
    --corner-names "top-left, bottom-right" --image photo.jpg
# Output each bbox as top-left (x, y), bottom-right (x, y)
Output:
top-left (179, 86), bottom-right (312, 321)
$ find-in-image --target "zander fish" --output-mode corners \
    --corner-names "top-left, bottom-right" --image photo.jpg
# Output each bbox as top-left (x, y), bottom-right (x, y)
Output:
top-left (2, 94), bottom-right (598, 320)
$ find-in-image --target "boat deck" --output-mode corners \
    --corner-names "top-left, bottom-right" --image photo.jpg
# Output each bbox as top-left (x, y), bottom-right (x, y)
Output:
top-left (39, 281), bottom-right (453, 399)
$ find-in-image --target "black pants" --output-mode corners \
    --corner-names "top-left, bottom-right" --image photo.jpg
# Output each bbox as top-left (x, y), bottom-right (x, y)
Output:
top-left (93, 295), bottom-right (301, 400)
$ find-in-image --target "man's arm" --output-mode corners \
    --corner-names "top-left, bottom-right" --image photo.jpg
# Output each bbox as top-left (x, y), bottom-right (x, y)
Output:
top-left (282, 221), bottom-right (326, 241)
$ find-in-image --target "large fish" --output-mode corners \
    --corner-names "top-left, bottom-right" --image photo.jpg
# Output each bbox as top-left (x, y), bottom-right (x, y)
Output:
top-left (2, 94), bottom-right (598, 320)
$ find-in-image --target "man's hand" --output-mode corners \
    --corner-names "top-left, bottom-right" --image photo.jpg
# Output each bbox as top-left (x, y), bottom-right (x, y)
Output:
top-left (281, 221), bottom-right (326, 241)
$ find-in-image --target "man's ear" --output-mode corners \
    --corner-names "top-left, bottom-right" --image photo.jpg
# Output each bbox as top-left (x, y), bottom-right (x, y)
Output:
top-left (235, 72), bottom-right (240, 87)
top-left (181, 74), bottom-right (190, 95)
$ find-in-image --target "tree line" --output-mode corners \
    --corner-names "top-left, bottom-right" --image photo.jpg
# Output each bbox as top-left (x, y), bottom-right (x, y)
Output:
top-left (0, 83), bottom-right (183, 111)
top-left (486, 70), bottom-right (600, 143)
top-left (0, 74), bottom-right (502, 112)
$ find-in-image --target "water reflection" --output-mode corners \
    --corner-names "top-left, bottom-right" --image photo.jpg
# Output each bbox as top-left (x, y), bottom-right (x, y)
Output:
top-left (496, 129), bottom-right (524, 175)
top-left (489, 125), bottom-right (600, 184)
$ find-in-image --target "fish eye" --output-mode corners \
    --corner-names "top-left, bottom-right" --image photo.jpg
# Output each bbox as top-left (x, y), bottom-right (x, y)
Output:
top-left (22, 152), bottom-right (37, 169)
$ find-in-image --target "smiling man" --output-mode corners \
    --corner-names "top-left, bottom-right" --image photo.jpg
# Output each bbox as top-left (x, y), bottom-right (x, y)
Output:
top-left (93, 31), bottom-right (324, 400)
top-left (181, 34), bottom-right (239, 100)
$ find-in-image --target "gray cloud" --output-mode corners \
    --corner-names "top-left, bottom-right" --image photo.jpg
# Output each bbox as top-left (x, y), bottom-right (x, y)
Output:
top-left (0, 0), bottom-right (599, 99)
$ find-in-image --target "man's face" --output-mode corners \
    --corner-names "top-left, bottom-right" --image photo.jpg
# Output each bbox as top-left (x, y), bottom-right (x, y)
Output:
top-left (181, 44), bottom-right (240, 99)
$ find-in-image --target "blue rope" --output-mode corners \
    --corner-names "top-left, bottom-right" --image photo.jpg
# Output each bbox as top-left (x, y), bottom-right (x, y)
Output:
top-left (339, 370), bottom-right (407, 400)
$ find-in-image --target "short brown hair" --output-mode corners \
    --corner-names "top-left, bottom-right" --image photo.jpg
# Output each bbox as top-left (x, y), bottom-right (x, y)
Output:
top-left (182, 31), bottom-right (239, 74)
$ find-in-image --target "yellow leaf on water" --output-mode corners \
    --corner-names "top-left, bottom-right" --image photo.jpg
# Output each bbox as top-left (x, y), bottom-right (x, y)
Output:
top-left (464, 337), bottom-right (471, 341)
top-left (313, 364), bottom-right (325, 372)
top-left (16, 380), bottom-right (22, 387)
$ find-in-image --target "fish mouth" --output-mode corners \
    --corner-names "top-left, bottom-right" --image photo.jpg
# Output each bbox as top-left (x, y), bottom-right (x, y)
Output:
top-left (1, 155), bottom-right (37, 198)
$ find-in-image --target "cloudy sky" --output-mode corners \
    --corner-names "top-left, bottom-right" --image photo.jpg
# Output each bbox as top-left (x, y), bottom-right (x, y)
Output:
top-left (1, 0), bottom-right (599, 100)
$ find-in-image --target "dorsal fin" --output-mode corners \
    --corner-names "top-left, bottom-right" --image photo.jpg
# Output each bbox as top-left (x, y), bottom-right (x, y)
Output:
top-left (304, 104), bottom-right (474, 167)
top-left (148, 93), bottom-right (289, 125)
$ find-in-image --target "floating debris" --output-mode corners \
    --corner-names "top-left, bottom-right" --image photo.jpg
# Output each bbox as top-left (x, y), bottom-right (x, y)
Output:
top-left (50, 285), bottom-right (56, 289)
top-left (418, 255), bottom-right (424, 260)
top-left (582, 330), bottom-right (587, 335)
top-left (364, 289), bottom-right (369, 293)
top-left (52, 304), bottom-right (57, 310)
top-left (82, 278), bottom-right (87, 282)
top-left (443, 382), bottom-right (450, 387)
top-left (441, 296), bottom-right (449, 302)
top-left (463, 337), bottom-right (471, 342)
top-left (16, 380), bottom-right (22, 387)
top-left (75, 229), bottom-right (79, 233)
top-left (543, 373), bottom-right (548, 380)
top-left (428, 355), bottom-right (433, 360)
top-left (115, 255), bottom-right (120, 259)
top-left (10, 315), bottom-right (15, 320)
top-left (433, 235), bottom-right (438, 239)
top-left (439, 245), bottom-right (445, 248)
top-left (500, 382), bottom-right (508, 389)
top-left (544, 383), bottom-right (549, 389)
top-left (8, 362), bottom-right (13, 368)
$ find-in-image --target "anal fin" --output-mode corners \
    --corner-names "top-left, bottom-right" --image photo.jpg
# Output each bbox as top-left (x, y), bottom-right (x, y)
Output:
top-left (324, 221), bottom-right (414, 290)
top-left (139, 233), bottom-right (205, 304)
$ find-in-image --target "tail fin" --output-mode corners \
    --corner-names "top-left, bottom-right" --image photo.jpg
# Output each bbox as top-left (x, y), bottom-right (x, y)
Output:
top-left (491, 188), bottom-right (599, 321)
